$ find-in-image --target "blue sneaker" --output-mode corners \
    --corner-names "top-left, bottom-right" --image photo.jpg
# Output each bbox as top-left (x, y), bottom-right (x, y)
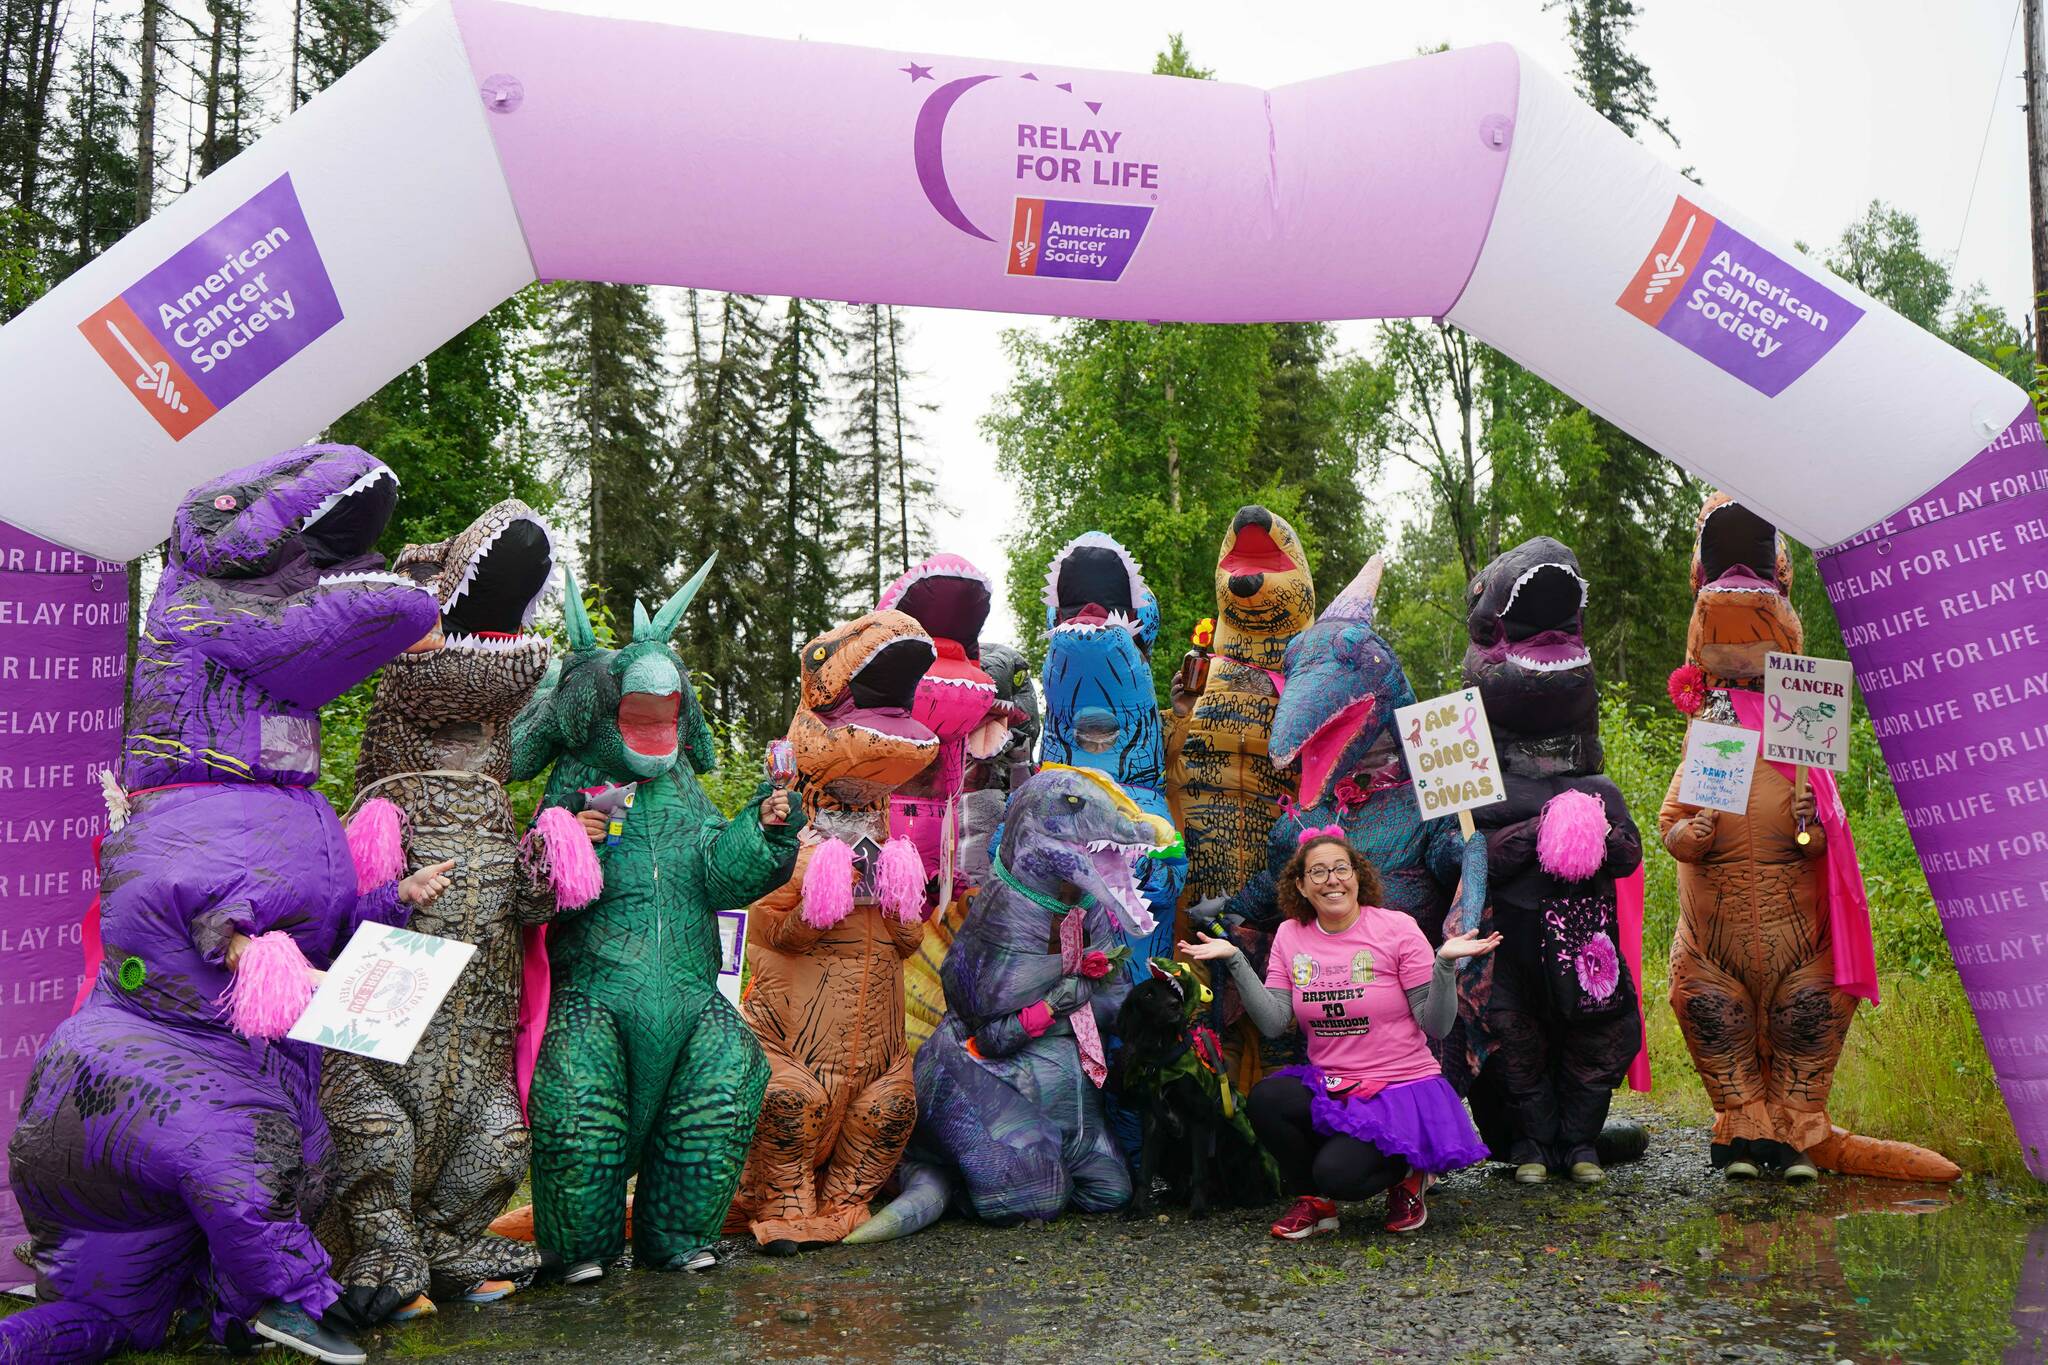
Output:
top-left (249, 1301), bottom-right (367, 1364)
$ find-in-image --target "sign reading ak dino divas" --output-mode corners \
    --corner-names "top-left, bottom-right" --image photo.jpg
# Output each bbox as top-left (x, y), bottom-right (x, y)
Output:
top-left (1396, 688), bottom-right (1507, 821)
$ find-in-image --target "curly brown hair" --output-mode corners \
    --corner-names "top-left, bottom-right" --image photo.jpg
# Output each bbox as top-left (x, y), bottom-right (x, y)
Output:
top-left (1275, 834), bottom-right (1385, 924)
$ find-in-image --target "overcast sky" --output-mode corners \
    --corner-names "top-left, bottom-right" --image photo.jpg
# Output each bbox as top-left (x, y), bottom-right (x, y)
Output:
top-left (480, 1), bottom-right (2035, 639)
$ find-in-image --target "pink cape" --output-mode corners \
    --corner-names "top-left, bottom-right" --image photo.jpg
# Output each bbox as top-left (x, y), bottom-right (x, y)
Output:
top-left (514, 925), bottom-right (549, 1121)
top-left (1617, 865), bottom-right (1650, 1093)
top-left (1728, 688), bottom-right (1879, 1004)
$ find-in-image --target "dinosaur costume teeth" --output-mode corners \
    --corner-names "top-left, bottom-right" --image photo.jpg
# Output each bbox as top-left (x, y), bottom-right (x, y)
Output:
top-left (1659, 493), bottom-right (1957, 1182)
top-left (1452, 536), bottom-right (1645, 1175)
top-left (508, 557), bottom-right (797, 1272)
top-left (728, 610), bottom-right (940, 1248)
top-left (4, 447), bottom-right (439, 1362)
top-left (317, 499), bottom-right (588, 1325)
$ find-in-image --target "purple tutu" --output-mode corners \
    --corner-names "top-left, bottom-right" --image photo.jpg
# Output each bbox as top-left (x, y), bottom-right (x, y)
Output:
top-left (1272, 1065), bottom-right (1490, 1175)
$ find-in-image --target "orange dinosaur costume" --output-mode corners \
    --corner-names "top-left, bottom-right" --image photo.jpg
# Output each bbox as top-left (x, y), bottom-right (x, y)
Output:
top-left (1660, 495), bottom-right (1956, 1182)
top-left (728, 610), bottom-right (942, 1250)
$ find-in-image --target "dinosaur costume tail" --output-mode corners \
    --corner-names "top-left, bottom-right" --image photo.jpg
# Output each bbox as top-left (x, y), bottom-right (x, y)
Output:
top-left (1808, 1127), bottom-right (1961, 1183)
top-left (841, 1161), bottom-right (951, 1243)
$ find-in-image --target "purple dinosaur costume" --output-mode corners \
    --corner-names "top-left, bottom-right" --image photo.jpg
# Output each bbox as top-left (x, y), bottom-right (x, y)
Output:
top-left (3, 447), bottom-right (440, 1365)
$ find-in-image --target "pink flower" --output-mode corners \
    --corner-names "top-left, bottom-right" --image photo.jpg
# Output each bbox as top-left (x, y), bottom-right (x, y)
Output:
top-left (1576, 933), bottom-right (1621, 1003)
top-left (1079, 950), bottom-right (1111, 980)
top-left (1667, 663), bottom-right (1707, 716)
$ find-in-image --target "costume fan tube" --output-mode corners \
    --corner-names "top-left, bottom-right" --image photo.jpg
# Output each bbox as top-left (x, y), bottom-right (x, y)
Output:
top-left (4, 447), bottom-right (440, 1363)
top-left (2, 1), bottom-right (2047, 1172)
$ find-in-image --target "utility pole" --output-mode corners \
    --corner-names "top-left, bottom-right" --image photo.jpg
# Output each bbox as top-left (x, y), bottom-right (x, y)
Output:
top-left (2028, 0), bottom-right (2048, 368)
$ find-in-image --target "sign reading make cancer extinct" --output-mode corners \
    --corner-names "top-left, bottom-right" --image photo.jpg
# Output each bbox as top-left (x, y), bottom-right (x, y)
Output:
top-left (1396, 688), bottom-right (1507, 828)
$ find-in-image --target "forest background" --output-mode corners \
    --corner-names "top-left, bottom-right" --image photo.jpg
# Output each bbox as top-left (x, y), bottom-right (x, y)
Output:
top-left (0, 0), bottom-right (2037, 1176)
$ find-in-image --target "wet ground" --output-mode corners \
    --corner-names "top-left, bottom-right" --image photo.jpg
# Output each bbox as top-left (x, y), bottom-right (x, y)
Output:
top-left (345, 1112), bottom-right (2047, 1365)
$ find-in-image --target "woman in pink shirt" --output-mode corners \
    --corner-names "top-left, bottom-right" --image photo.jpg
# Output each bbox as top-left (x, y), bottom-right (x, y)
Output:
top-left (1182, 831), bottom-right (1498, 1239)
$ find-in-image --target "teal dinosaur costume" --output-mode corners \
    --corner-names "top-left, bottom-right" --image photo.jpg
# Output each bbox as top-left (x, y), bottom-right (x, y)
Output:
top-left (508, 560), bottom-right (798, 1275)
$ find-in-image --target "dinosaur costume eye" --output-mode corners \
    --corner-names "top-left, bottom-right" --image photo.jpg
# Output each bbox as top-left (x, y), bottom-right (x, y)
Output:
top-left (811, 646), bottom-right (827, 663)
top-left (1013, 669), bottom-right (1026, 688)
top-left (1064, 794), bottom-right (1083, 809)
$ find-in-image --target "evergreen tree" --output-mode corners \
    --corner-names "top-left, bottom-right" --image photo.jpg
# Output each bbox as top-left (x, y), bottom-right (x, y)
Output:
top-left (841, 304), bottom-right (939, 607)
top-left (1, 0), bottom-right (67, 217)
top-left (298, 0), bottom-right (391, 100)
top-left (1545, 0), bottom-right (1676, 148)
top-left (758, 293), bottom-right (846, 723)
top-left (196, 0), bottom-right (258, 178)
top-left (48, 2), bottom-right (136, 283)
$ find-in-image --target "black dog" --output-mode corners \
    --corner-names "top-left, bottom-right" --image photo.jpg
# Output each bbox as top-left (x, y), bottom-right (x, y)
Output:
top-left (1115, 967), bottom-right (1277, 1219)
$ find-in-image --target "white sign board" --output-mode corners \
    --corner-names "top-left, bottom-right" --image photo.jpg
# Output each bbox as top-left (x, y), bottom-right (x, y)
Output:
top-left (1762, 651), bottom-right (1853, 773)
top-left (1395, 688), bottom-right (1507, 822)
top-left (1678, 721), bottom-right (1761, 814)
top-left (288, 922), bottom-right (475, 1065)
top-left (716, 909), bottom-right (747, 1007)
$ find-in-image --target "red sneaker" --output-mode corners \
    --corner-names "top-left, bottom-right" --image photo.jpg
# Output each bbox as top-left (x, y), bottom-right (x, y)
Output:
top-left (1270, 1196), bottom-right (1340, 1241)
top-left (1384, 1170), bottom-right (1436, 1234)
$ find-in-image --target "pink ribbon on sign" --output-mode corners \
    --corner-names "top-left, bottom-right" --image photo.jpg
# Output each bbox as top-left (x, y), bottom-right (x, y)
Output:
top-left (1060, 907), bottom-right (1107, 1088)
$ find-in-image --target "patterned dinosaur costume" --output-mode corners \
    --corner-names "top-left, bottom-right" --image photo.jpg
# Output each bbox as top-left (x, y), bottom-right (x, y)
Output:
top-left (848, 768), bottom-right (1172, 1241)
top-left (958, 640), bottom-right (1040, 883)
top-left (1039, 532), bottom-right (1186, 967)
top-left (1451, 537), bottom-right (1644, 1175)
top-left (728, 609), bottom-right (938, 1250)
top-left (510, 561), bottom-right (797, 1273)
top-left (4, 447), bottom-right (439, 1363)
top-left (1660, 495), bottom-right (1957, 1181)
top-left (890, 556), bottom-right (1019, 1051)
top-left (1228, 557), bottom-right (1487, 1076)
top-left (316, 500), bottom-right (597, 1323)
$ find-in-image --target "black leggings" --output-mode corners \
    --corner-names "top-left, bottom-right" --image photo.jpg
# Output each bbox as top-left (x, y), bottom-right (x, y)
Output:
top-left (1246, 1074), bottom-right (1407, 1201)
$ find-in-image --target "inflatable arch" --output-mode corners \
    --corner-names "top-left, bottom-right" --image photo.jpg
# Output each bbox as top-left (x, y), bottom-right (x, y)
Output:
top-left (2, 0), bottom-right (2046, 1185)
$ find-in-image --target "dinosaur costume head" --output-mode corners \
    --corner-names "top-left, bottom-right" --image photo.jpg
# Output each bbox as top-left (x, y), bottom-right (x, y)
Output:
top-left (1462, 536), bottom-right (1600, 773)
top-left (1270, 555), bottom-right (1420, 808)
top-left (974, 642), bottom-right (1040, 780)
top-left (1040, 531), bottom-right (1164, 785)
top-left (792, 609), bottom-right (939, 813)
top-left (358, 500), bottom-right (561, 784)
top-left (509, 558), bottom-right (717, 786)
top-left (1000, 766), bottom-right (1175, 938)
top-left (173, 443), bottom-right (398, 579)
top-left (1686, 493), bottom-right (1801, 689)
top-left (879, 554), bottom-right (1008, 756)
top-left (1212, 506), bottom-right (1316, 665)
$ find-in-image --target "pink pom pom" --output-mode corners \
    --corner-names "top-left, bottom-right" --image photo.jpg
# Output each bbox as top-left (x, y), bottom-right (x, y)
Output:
top-left (802, 838), bottom-right (855, 930)
top-left (1537, 788), bottom-right (1609, 882)
top-left (221, 931), bottom-right (315, 1039)
top-left (875, 837), bottom-right (926, 924)
top-left (528, 805), bottom-right (603, 910)
top-left (346, 798), bottom-right (407, 892)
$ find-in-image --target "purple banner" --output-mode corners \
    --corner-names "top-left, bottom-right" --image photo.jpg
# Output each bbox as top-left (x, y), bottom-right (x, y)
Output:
top-left (1819, 406), bottom-right (2048, 1177)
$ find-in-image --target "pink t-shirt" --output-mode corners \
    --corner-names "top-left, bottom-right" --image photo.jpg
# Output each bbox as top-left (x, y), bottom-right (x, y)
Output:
top-left (1264, 906), bottom-right (1440, 1086)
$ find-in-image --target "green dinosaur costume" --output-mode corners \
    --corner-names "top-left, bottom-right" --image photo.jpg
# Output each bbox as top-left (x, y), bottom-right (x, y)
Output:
top-left (508, 560), bottom-right (798, 1274)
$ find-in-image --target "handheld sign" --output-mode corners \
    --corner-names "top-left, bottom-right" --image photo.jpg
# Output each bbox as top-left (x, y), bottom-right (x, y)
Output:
top-left (1395, 688), bottom-right (1507, 835)
top-left (1762, 652), bottom-right (1853, 773)
top-left (716, 909), bottom-right (747, 1006)
top-left (1678, 721), bottom-right (1760, 815)
top-left (288, 922), bottom-right (476, 1066)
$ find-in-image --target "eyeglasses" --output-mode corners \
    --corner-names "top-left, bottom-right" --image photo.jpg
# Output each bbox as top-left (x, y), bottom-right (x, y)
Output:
top-left (1304, 863), bottom-right (1354, 884)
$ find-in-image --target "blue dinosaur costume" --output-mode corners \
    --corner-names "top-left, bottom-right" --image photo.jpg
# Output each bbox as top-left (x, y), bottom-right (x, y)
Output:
top-left (5, 447), bottom-right (439, 1364)
top-left (1038, 531), bottom-right (1186, 966)
top-left (845, 769), bottom-right (1171, 1241)
top-left (1225, 557), bottom-right (1487, 1077)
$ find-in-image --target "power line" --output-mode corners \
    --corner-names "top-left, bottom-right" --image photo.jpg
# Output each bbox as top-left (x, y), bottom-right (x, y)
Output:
top-left (1954, 0), bottom-right (2024, 272)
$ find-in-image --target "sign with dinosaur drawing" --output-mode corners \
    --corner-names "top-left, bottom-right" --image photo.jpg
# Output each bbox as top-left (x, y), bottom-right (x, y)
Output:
top-left (1678, 720), bottom-right (1760, 814)
top-left (1762, 651), bottom-right (1853, 773)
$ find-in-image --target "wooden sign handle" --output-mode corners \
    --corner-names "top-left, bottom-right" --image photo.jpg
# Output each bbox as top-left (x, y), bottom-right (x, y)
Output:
top-left (1458, 810), bottom-right (1475, 838)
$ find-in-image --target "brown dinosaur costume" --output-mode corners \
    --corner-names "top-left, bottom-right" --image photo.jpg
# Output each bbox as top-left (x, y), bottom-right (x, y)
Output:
top-left (729, 610), bottom-right (940, 1250)
top-left (1659, 494), bottom-right (1956, 1182)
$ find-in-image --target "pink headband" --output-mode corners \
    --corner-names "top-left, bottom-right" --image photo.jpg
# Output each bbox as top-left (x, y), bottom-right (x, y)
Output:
top-left (1295, 823), bottom-right (1344, 846)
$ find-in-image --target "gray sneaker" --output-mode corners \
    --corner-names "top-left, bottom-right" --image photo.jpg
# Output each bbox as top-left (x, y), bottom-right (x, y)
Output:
top-left (249, 1301), bottom-right (367, 1365)
top-left (562, 1260), bottom-right (605, 1285)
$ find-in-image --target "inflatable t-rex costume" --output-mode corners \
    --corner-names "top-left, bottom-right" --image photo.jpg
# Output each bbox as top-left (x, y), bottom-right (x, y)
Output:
top-left (510, 561), bottom-right (797, 1276)
top-left (1453, 537), bottom-right (1645, 1179)
top-left (4, 447), bottom-right (439, 1363)
top-left (848, 768), bottom-right (1171, 1241)
top-left (728, 609), bottom-right (939, 1250)
top-left (1039, 531), bottom-right (1186, 966)
top-left (1171, 506), bottom-right (1318, 902)
top-left (958, 640), bottom-right (1039, 883)
top-left (317, 499), bottom-right (605, 1324)
top-left (1659, 495), bottom-right (1957, 1181)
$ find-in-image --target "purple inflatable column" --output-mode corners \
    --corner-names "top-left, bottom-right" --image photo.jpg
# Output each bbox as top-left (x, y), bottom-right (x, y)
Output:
top-left (1817, 405), bottom-right (2048, 1177)
top-left (0, 522), bottom-right (127, 1249)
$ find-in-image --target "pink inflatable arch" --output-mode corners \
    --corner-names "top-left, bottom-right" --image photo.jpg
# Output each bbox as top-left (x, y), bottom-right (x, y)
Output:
top-left (1, 0), bottom-right (2045, 1181)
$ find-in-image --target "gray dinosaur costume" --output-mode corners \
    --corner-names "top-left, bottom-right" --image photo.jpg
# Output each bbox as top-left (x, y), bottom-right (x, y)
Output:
top-left (317, 501), bottom-right (575, 1323)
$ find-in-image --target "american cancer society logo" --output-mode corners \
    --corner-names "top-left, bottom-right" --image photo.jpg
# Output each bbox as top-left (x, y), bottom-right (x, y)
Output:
top-left (1618, 195), bottom-right (1861, 398)
top-left (80, 173), bottom-right (342, 440)
top-left (1007, 197), bottom-right (1153, 282)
